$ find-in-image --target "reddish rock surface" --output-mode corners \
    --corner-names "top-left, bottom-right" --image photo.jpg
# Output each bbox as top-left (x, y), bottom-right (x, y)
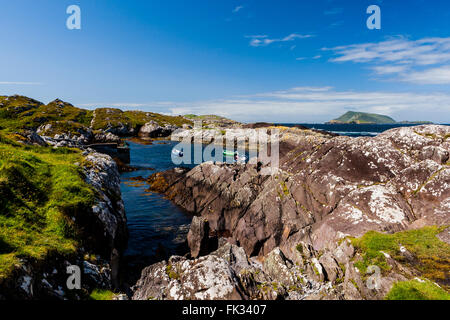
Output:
top-left (148, 125), bottom-right (450, 262)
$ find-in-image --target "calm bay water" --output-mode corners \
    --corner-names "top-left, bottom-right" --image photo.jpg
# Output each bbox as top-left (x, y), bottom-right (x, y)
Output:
top-left (121, 140), bottom-right (248, 276)
top-left (121, 140), bottom-right (193, 272)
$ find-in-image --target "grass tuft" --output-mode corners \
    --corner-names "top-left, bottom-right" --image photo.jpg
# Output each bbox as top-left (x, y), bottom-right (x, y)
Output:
top-left (89, 289), bottom-right (116, 300)
top-left (385, 279), bottom-right (450, 300)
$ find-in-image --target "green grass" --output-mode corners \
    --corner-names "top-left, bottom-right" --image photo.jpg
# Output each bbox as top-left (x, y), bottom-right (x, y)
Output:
top-left (89, 289), bottom-right (116, 300)
top-left (165, 264), bottom-right (180, 280)
top-left (37, 120), bottom-right (89, 137)
top-left (0, 134), bottom-right (95, 280)
top-left (0, 95), bottom-right (92, 133)
top-left (331, 111), bottom-right (396, 124)
top-left (385, 279), bottom-right (450, 300)
top-left (0, 95), bottom-right (192, 137)
top-left (351, 227), bottom-right (450, 288)
top-left (91, 108), bottom-right (191, 131)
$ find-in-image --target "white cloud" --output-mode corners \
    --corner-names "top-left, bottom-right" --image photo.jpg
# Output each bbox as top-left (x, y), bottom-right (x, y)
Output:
top-left (329, 37), bottom-right (450, 65)
top-left (295, 55), bottom-right (321, 61)
top-left (247, 33), bottom-right (313, 47)
top-left (327, 37), bottom-right (450, 84)
top-left (233, 5), bottom-right (244, 13)
top-left (372, 65), bottom-right (409, 75)
top-left (0, 82), bottom-right (43, 85)
top-left (402, 66), bottom-right (450, 84)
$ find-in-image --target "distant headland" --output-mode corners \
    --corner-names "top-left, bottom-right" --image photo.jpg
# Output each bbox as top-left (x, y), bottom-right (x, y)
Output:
top-left (327, 111), bottom-right (434, 125)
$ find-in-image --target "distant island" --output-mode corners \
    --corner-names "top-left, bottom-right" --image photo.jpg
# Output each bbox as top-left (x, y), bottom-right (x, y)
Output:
top-left (327, 111), bottom-right (433, 125)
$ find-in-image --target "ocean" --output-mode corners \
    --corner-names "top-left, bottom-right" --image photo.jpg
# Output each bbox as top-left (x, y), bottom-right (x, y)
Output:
top-left (280, 123), bottom-right (449, 137)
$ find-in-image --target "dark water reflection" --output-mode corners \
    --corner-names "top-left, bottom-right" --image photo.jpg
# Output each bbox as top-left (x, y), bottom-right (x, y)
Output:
top-left (121, 140), bottom-right (193, 278)
top-left (121, 140), bottom-right (250, 283)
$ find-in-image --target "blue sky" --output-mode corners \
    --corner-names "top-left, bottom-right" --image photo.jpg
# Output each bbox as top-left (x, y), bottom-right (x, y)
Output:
top-left (1, 0), bottom-right (450, 123)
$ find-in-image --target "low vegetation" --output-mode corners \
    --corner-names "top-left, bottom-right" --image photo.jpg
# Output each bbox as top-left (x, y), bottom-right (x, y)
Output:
top-left (385, 279), bottom-right (450, 300)
top-left (0, 95), bottom-right (192, 138)
top-left (0, 96), bottom-right (92, 134)
top-left (0, 134), bottom-right (95, 280)
top-left (89, 289), bottom-right (116, 300)
top-left (91, 108), bottom-right (191, 131)
top-left (330, 111), bottom-right (396, 124)
top-left (351, 226), bottom-right (450, 289)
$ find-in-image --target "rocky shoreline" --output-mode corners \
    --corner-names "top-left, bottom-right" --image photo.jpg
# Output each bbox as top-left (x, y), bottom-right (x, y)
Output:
top-left (134, 124), bottom-right (450, 300)
top-left (1, 95), bottom-right (449, 300)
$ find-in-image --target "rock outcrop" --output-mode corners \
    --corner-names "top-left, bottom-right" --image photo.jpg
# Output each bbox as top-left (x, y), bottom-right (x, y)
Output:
top-left (139, 121), bottom-right (178, 138)
top-left (82, 152), bottom-right (128, 255)
top-left (148, 125), bottom-right (450, 260)
top-left (132, 236), bottom-right (411, 300)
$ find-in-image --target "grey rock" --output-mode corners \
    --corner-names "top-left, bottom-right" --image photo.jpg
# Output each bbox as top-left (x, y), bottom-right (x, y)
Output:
top-left (187, 216), bottom-right (210, 258)
top-left (139, 121), bottom-right (178, 138)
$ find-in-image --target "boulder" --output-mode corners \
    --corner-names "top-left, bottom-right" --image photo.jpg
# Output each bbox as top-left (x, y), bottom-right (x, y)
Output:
top-left (18, 130), bottom-right (48, 146)
top-left (187, 216), bottom-right (211, 258)
top-left (139, 121), bottom-right (178, 138)
top-left (132, 254), bottom-right (244, 300)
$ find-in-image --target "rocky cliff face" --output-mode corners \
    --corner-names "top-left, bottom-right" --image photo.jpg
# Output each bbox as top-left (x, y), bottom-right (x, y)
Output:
top-left (82, 152), bottom-right (128, 255)
top-left (135, 125), bottom-right (449, 300)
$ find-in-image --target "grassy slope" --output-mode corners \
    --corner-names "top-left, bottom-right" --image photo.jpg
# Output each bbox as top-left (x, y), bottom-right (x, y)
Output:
top-left (351, 226), bottom-right (450, 297)
top-left (332, 111), bottom-right (397, 124)
top-left (386, 279), bottom-right (449, 300)
top-left (1, 95), bottom-right (192, 137)
top-left (0, 96), bottom-right (93, 134)
top-left (0, 134), bottom-right (95, 280)
top-left (91, 108), bottom-right (192, 131)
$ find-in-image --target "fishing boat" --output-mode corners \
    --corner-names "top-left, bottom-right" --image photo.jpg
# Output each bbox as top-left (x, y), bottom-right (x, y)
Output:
top-left (223, 150), bottom-right (247, 162)
top-left (172, 149), bottom-right (184, 157)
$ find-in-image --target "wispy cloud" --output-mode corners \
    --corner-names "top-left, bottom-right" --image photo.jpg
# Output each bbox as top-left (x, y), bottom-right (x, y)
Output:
top-left (324, 8), bottom-right (343, 15)
top-left (233, 5), bottom-right (244, 13)
top-left (327, 37), bottom-right (450, 84)
top-left (0, 81), bottom-right (43, 85)
top-left (329, 20), bottom-right (344, 28)
top-left (372, 65), bottom-right (408, 75)
top-left (402, 66), bottom-right (450, 84)
top-left (247, 33), bottom-right (314, 47)
top-left (329, 37), bottom-right (450, 65)
top-left (296, 55), bottom-right (322, 61)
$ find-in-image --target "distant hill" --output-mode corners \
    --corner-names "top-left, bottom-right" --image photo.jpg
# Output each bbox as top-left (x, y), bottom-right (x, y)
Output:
top-left (328, 112), bottom-right (397, 124)
top-left (327, 111), bottom-right (434, 125)
top-left (183, 114), bottom-right (241, 128)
